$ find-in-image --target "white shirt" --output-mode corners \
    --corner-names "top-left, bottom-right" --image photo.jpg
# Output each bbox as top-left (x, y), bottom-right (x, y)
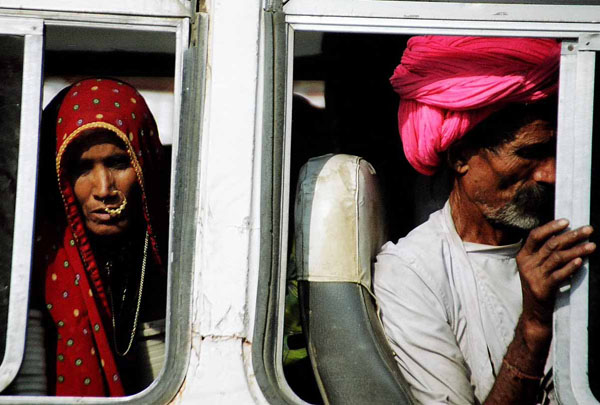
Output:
top-left (464, 240), bottom-right (522, 374)
top-left (373, 201), bottom-right (549, 404)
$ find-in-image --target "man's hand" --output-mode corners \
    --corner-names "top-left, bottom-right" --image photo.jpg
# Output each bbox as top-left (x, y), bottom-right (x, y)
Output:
top-left (518, 219), bottom-right (595, 330)
top-left (485, 219), bottom-right (596, 404)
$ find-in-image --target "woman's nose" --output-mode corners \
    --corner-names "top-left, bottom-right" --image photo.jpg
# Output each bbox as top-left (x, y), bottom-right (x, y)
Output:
top-left (92, 167), bottom-right (114, 200)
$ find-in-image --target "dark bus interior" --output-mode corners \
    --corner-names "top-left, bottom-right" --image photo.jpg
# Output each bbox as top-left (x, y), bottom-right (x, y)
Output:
top-left (284, 31), bottom-right (449, 404)
top-left (285, 31), bottom-right (600, 403)
top-left (0, 35), bottom-right (24, 367)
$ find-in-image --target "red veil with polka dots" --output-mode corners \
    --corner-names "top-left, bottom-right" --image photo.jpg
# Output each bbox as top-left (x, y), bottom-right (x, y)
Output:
top-left (42, 78), bottom-right (168, 396)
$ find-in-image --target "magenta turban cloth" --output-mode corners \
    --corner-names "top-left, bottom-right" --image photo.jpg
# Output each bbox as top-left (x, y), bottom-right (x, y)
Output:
top-left (390, 36), bottom-right (560, 175)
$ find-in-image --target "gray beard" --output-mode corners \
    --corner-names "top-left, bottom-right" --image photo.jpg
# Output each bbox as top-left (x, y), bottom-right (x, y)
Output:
top-left (486, 184), bottom-right (554, 231)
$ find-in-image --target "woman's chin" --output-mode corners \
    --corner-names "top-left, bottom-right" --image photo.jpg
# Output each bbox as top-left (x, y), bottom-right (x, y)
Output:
top-left (85, 219), bottom-right (129, 237)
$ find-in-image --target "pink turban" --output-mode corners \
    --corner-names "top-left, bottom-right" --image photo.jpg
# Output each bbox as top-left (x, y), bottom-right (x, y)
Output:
top-left (390, 36), bottom-right (560, 175)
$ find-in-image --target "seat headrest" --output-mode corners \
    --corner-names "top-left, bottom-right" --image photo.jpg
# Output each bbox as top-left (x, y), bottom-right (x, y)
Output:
top-left (294, 154), bottom-right (387, 288)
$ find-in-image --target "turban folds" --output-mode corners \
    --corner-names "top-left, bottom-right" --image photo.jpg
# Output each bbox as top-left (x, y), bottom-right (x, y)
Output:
top-left (390, 36), bottom-right (560, 175)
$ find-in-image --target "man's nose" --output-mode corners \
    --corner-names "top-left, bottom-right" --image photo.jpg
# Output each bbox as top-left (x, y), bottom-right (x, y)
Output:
top-left (92, 167), bottom-right (114, 200)
top-left (533, 156), bottom-right (556, 184)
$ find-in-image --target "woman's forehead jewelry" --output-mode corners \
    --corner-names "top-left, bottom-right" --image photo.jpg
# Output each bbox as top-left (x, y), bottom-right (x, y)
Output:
top-left (104, 190), bottom-right (127, 217)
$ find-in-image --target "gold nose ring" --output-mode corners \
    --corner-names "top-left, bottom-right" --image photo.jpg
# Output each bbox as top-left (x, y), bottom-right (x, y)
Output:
top-left (104, 190), bottom-right (127, 217)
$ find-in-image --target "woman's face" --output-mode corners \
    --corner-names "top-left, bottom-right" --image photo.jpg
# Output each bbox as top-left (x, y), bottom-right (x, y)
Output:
top-left (70, 131), bottom-right (138, 236)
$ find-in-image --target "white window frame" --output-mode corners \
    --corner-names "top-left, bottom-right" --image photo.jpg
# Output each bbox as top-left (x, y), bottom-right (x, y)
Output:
top-left (253, 2), bottom-right (600, 404)
top-left (0, 11), bottom-right (200, 404)
top-left (0, 0), bottom-right (192, 18)
top-left (0, 16), bottom-right (44, 395)
top-left (553, 36), bottom-right (598, 405)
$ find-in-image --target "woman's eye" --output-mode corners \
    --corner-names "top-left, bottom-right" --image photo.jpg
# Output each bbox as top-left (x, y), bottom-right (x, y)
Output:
top-left (71, 161), bottom-right (93, 178)
top-left (106, 156), bottom-right (131, 170)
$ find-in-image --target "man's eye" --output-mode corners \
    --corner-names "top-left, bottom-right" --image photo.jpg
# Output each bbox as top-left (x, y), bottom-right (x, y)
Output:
top-left (516, 143), bottom-right (555, 159)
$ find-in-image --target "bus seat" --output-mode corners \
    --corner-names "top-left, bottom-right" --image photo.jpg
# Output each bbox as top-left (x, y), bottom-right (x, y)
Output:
top-left (294, 154), bottom-right (415, 405)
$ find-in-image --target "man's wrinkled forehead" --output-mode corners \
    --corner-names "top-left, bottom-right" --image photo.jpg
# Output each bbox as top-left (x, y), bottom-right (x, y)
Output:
top-left (465, 98), bottom-right (558, 153)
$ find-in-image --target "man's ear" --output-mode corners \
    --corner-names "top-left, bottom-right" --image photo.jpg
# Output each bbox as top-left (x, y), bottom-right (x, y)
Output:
top-left (446, 148), bottom-right (469, 175)
top-left (453, 159), bottom-right (469, 174)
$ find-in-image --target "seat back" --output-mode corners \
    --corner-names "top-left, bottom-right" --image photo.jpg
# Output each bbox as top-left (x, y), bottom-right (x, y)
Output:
top-left (294, 154), bottom-right (414, 405)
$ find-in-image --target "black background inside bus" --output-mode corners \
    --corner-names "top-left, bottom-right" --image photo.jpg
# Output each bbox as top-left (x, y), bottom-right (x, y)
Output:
top-left (0, 35), bottom-right (24, 366)
top-left (587, 53), bottom-right (600, 401)
top-left (290, 32), bottom-right (447, 245)
top-left (287, 32), bottom-right (452, 403)
top-left (288, 32), bottom-right (600, 403)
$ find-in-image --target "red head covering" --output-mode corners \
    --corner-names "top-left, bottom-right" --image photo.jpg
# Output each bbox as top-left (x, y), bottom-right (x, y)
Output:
top-left (390, 36), bottom-right (560, 175)
top-left (41, 78), bottom-right (167, 396)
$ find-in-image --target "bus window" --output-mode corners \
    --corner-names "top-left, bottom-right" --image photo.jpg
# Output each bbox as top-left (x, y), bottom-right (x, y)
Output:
top-left (284, 31), bottom-right (496, 404)
top-left (34, 77), bottom-right (170, 396)
top-left (29, 24), bottom-right (174, 397)
top-left (0, 18), bottom-right (43, 395)
top-left (252, 6), bottom-right (599, 401)
top-left (282, 31), bottom-right (415, 404)
top-left (0, 34), bottom-right (24, 369)
top-left (0, 13), bottom-right (199, 403)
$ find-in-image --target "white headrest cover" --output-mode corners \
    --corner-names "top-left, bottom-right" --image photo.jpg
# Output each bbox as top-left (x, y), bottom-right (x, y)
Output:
top-left (294, 154), bottom-right (387, 287)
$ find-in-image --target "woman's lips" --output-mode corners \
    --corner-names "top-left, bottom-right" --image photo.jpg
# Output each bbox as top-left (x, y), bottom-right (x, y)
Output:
top-left (89, 207), bottom-right (123, 222)
top-left (89, 211), bottom-right (112, 221)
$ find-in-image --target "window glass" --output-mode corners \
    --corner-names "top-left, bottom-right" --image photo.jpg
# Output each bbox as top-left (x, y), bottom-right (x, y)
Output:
top-left (0, 34), bottom-right (24, 366)
top-left (6, 24), bottom-right (178, 397)
top-left (284, 31), bottom-right (561, 404)
top-left (284, 31), bottom-right (447, 403)
top-left (43, 25), bottom-right (176, 145)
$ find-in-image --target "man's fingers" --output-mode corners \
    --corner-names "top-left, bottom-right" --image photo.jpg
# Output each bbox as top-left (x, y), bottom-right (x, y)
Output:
top-left (538, 225), bottom-right (594, 260)
top-left (542, 242), bottom-right (596, 275)
top-left (549, 257), bottom-right (584, 284)
top-left (522, 219), bottom-right (570, 253)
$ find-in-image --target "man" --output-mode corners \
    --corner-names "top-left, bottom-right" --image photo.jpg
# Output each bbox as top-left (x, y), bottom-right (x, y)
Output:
top-left (373, 36), bottom-right (595, 404)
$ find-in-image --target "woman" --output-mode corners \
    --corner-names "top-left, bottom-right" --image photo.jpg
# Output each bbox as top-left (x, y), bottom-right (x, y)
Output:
top-left (34, 78), bottom-right (169, 396)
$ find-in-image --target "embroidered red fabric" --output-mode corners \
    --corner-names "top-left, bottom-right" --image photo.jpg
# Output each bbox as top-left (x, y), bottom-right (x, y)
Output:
top-left (41, 78), bottom-right (167, 396)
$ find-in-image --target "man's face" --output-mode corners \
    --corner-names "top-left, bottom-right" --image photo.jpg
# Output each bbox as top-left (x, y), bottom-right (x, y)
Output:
top-left (462, 118), bottom-right (556, 231)
top-left (69, 131), bottom-right (138, 236)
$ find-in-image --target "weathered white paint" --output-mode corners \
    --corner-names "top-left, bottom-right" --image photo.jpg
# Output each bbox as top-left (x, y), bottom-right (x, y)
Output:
top-left (195, 0), bottom-right (259, 337)
top-left (0, 16), bottom-right (40, 34)
top-left (284, 0), bottom-right (600, 23)
top-left (286, 15), bottom-right (600, 38)
top-left (0, 0), bottom-right (191, 17)
top-left (177, 0), bottom-right (268, 402)
top-left (245, 6), bottom-right (267, 345)
top-left (178, 337), bottom-right (259, 404)
top-left (553, 44), bottom-right (597, 405)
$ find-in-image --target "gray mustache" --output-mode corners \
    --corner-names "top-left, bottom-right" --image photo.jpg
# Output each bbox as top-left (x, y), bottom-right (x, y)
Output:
top-left (513, 183), bottom-right (555, 213)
